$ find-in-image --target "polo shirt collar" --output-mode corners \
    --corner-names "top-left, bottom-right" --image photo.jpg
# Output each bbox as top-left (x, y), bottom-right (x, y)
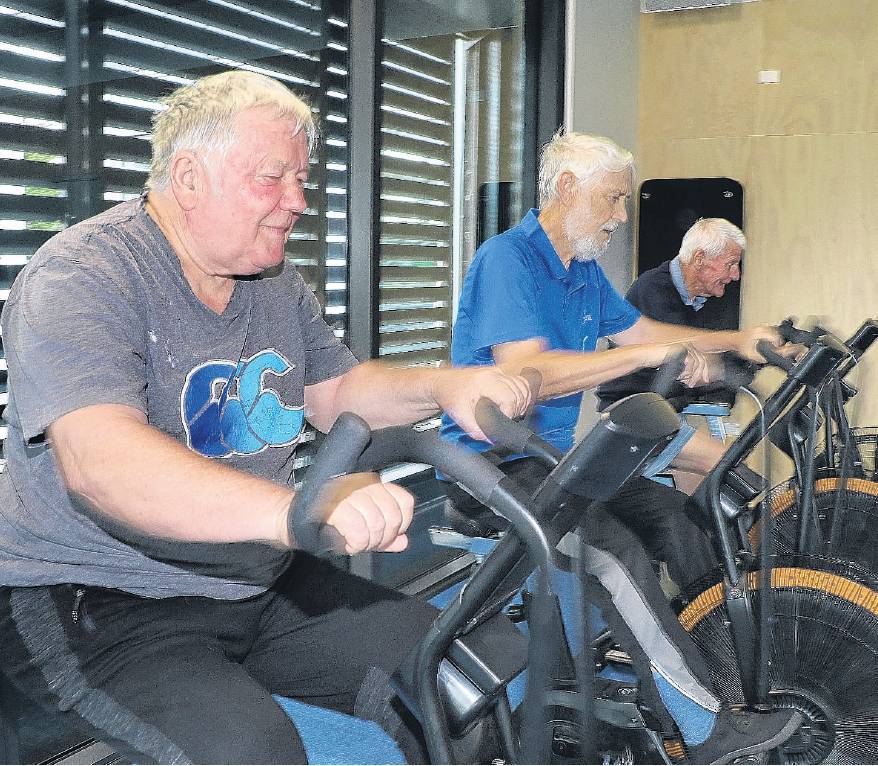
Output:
top-left (670, 255), bottom-right (706, 311)
top-left (523, 209), bottom-right (589, 287)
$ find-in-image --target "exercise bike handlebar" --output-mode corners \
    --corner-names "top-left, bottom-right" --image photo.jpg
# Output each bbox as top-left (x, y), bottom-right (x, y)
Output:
top-left (290, 415), bottom-right (506, 554)
top-left (472, 370), bottom-right (567, 472)
top-left (776, 316), bottom-right (828, 346)
top-left (756, 316), bottom-right (856, 377)
top-left (289, 406), bottom-right (554, 568)
top-left (288, 412), bottom-right (373, 553)
top-left (756, 339), bottom-right (796, 372)
top-left (753, 318), bottom-right (831, 375)
top-left (473, 369), bottom-right (545, 455)
top-left (650, 348), bottom-right (689, 397)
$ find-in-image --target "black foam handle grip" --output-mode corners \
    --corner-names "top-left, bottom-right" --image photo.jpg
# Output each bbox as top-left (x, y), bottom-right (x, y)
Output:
top-left (847, 318), bottom-right (878, 356)
top-left (474, 398), bottom-right (535, 452)
top-left (756, 339), bottom-right (795, 372)
top-left (776, 317), bottom-right (796, 342)
top-left (356, 426), bottom-right (506, 506)
top-left (473, 367), bottom-right (543, 452)
top-left (289, 412), bottom-right (372, 554)
top-left (650, 349), bottom-right (688, 398)
top-left (519, 367), bottom-right (543, 413)
top-left (777, 317), bottom-right (824, 347)
top-left (472, 366), bottom-right (542, 452)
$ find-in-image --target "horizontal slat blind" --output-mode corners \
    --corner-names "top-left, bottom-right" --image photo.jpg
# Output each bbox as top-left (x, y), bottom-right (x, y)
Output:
top-left (377, 36), bottom-right (454, 368)
top-left (0, 1), bottom-right (68, 463)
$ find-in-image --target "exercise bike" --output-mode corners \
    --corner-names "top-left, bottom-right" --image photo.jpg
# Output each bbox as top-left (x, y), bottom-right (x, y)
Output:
top-left (294, 320), bottom-right (878, 764)
top-left (745, 319), bottom-right (878, 579)
top-left (293, 368), bottom-right (688, 764)
top-left (675, 319), bottom-right (878, 764)
top-left (422, 318), bottom-right (878, 763)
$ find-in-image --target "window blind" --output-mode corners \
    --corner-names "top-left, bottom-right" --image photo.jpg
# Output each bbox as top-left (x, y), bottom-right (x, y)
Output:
top-left (377, 36), bottom-right (454, 369)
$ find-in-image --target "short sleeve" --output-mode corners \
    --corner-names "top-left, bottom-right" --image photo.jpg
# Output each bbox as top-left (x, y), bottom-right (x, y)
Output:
top-left (596, 267), bottom-right (640, 337)
top-left (3, 256), bottom-right (148, 442)
top-left (293, 273), bottom-right (357, 386)
top-left (461, 243), bottom-right (543, 353)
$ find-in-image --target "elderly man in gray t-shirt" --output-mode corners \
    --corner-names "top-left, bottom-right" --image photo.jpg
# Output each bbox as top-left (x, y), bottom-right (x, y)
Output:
top-left (0, 71), bottom-right (531, 764)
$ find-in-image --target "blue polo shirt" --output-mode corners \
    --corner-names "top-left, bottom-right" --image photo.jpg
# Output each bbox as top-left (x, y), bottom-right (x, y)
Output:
top-left (441, 209), bottom-right (640, 454)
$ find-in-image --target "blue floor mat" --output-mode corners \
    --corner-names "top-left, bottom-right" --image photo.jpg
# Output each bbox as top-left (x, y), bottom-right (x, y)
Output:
top-left (274, 696), bottom-right (406, 765)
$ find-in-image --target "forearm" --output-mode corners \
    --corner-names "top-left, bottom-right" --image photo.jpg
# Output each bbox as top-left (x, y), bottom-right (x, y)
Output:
top-left (618, 317), bottom-right (741, 354)
top-left (50, 406), bottom-right (292, 546)
top-left (496, 344), bottom-right (661, 400)
top-left (632, 318), bottom-right (740, 353)
top-left (310, 360), bottom-right (443, 431)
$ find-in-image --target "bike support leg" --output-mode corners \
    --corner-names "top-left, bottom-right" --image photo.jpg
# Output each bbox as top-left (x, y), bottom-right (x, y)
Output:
top-left (725, 581), bottom-right (759, 707)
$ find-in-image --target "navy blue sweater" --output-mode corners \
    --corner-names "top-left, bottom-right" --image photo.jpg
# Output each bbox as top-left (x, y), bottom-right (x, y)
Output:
top-left (596, 261), bottom-right (742, 409)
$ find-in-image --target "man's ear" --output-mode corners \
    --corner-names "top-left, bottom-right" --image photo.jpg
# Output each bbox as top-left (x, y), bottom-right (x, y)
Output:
top-left (168, 150), bottom-right (201, 211)
top-left (693, 249), bottom-right (706, 268)
top-left (556, 170), bottom-right (581, 206)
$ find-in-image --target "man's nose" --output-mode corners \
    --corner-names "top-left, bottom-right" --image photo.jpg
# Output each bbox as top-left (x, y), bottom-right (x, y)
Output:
top-left (615, 199), bottom-right (628, 223)
top-left (280, 179), bottom-right (307, 212)
top-left (731, 264), bottom-right (741, 280)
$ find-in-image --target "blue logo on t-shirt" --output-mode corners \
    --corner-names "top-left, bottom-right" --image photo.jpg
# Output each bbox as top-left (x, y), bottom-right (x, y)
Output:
top-left (181, 350), bottom-right (305, 458)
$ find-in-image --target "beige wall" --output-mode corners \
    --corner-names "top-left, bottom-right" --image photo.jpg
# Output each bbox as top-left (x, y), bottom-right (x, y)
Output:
top-left (569, 0), bottom-right (641, 293)
top-left (638, 0), bottom-right (878, 425)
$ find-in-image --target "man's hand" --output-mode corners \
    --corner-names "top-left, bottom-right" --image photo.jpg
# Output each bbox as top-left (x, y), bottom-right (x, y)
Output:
top-left (638, 342), bottom-right (716, 388)
top-left (432, 367), bottom-right (533, 441)
top-left (312, 473), bottom-right (414, 555)
top-left (678, 346), bottom-right (718, 388)
top-left (734, 325), bottom-right (784, 363)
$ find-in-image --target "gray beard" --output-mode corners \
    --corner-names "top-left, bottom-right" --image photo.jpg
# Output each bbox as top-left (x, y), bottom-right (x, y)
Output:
top-left (563, 215), bottom-right (613, 262)
top-left (572, 236), bottom-right (609, 262)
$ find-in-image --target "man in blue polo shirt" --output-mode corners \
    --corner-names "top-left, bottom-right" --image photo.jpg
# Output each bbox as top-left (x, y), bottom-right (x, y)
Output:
top-left (440, 132), bottom-right (800, 762)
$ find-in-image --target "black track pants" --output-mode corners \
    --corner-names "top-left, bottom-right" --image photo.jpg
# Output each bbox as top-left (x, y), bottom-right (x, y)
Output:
top-left (0, 555), bottom-right (437, 764)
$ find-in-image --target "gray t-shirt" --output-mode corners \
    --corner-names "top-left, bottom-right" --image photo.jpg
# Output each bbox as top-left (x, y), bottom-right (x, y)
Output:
top-left (0, 197), bottom-right (357, 599)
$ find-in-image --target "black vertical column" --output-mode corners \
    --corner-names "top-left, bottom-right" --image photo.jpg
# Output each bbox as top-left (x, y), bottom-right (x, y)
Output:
top-left (346, 0), bottom-right (382, 362)
top-left (522, 0), bottom-right (566, 210)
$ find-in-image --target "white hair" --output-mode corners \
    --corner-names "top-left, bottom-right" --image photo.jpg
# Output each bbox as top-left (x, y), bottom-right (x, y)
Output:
top-left (537, 130), bottom-right (635, 208)
top-left (146, 70), bottom-right (317, 191)
top-left (678, 218), bottom-right (746, 263)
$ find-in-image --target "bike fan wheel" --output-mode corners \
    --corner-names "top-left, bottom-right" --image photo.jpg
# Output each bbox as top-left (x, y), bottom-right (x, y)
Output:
top-left (679, 561), bottom-right (878, 763)
top-left (748, 478), bottom-right (878, 574)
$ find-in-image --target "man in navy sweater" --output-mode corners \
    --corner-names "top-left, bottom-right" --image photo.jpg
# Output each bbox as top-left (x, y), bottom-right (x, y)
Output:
top-left (597, 217), bottom-right (747, 411)
top-left (596, 218), bottom-right (751, 491)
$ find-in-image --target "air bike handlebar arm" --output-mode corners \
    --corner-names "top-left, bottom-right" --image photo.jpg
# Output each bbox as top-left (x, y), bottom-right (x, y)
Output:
top-left (289, 414), bottom-right (555, 569)
top-left (704, 335), bottom-right (853, 581)
top-left (289, 411), bottom-right (559, 764)
top-left (473, 398), bottom-right (564, 470)
top-left (288, 412), bottom-right (372, 554)
top-left (472, 367), bottom-right (564, 470)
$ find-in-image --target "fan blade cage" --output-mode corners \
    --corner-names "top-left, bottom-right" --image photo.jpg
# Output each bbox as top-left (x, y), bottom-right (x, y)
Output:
top-left (748, 478), bottom-right (878, 574)
top-left (679, 562), bottom-right (878, 763)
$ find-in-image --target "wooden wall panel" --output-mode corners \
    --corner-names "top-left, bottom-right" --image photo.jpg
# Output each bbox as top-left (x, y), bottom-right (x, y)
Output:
top-left (757, 1), bottom-right (878, 136)
top-left (637, 0), bottom-right (878, 426)
top-left (639, 4), bottom-right (763, 139)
